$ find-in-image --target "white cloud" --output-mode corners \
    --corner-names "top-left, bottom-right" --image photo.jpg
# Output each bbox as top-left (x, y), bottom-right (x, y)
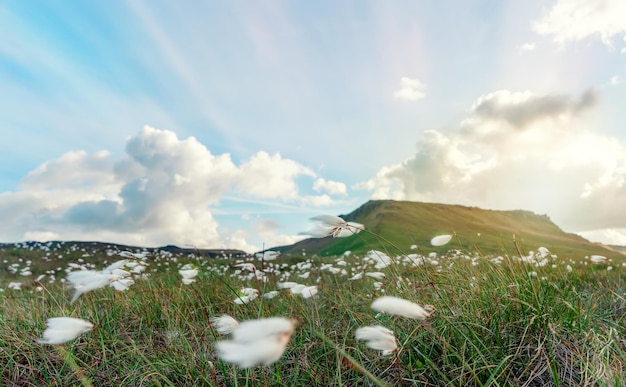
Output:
top-left (237, 151), bottom-right (315, 200)
top-left (393, 77), bottom-right (426, 101)
top-left (0, 126), bottom-right (335, 251)
top-left (518, 42), bottom-right (536, 52)
top-left (357, 88), bottom-right (626, 240)
top-left (313, 178), bottom-right (347, 196)
top-left (533, 0), bottom-right (626, 46)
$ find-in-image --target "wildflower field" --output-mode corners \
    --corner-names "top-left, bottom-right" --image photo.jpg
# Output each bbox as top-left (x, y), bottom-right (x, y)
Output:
top-left (1, 230), bottom-right (625, 386)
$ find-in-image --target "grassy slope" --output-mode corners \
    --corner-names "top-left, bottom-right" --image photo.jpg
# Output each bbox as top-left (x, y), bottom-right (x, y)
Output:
top-left (280, 200), bottom-right (622, 260)
top-left (1, 245), bottom-right (625, 386)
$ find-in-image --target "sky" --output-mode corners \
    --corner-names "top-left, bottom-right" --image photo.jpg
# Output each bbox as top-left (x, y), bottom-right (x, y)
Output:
top-left (1, 0), bottom-right (626, 253)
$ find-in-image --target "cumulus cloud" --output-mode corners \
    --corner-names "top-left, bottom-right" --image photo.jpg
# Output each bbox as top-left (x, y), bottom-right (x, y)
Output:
top-left (0, 126), bottom-right (335, 251)
top-left (533, 0), bottom-right (626, 46)
top-left (357, 88), bottom-right (626, 244)
top-left (393, 77), bottom-right (426, 101)
top-left (313, 178), bottom-right (348, 196)
top-left (518, 42), bottom-right (536, 52)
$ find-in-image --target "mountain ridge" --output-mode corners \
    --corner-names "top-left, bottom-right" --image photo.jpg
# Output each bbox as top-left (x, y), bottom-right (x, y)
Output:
top-left (276, 200), bottom-right (623, 259)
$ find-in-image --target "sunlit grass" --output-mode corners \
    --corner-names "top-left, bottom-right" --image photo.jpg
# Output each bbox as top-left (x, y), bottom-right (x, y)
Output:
top-left (1, 240), bottom-right (625, 386)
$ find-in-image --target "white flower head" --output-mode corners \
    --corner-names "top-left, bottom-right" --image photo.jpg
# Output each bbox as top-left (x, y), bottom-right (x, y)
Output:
top-left (211, 314), bottom-right (240, 335)
top-left (67, 270), bottom-right (121, 303)
top-left (355, 325), bottom-right (397, 356)
top-left (179, 269), bottom-right (199, 279)
top-left (38, 317), bottom-right (94, 345)
top-left (215, 317), bottom-right (296, 368)
top-left (431, 234), bottom-right (452, 247)
top-left (303, 215), bottom-right (365, 238)
top-left (371, 296), bottom-right (432, 320)
top-left (234, 288), bottom-right (259, 304)
top-left (263, 290), bottom-right (280, 299)
top-left (590, 255), bottom-right (607, 264)
top-left (300, 285), bottom-right (318, 299)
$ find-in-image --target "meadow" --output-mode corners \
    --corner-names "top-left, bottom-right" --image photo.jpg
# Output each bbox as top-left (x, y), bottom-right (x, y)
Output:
top-left (1, 230), bottom-right (625, 386)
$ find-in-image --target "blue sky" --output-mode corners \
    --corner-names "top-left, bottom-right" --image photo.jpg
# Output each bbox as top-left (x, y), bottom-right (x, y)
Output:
top-left (1, 0), bottom-right (626, 252)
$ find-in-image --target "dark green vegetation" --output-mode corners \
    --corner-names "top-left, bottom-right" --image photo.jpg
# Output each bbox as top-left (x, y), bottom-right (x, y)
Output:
top-left (278, 200), bottom-right (623, 260)
top-left (1, 238), bottom-right (625, 386)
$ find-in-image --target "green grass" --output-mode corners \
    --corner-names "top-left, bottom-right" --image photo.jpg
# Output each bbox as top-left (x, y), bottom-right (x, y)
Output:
top-left (1, 240), bottom-right (625, 386)
top-left (280, 200), bottom-right (625, 261)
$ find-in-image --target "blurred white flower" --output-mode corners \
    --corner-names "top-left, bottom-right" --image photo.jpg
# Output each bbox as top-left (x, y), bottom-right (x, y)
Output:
top-left (431, 235), bottom-right (452, 247)
top-left (215, 317), bottom-right (296, 368)
top-left (302, 215), bottom-right (365, 238)
top-left (211, 314), bottom-right (240, 335)
top-left (371, 296), bottom-right (432, 320)
top-left (590, 255), bottom-right (607, 264)
top-left (110, 278), bottom-right (135, 291)
top-left (256, 251), bottom-right (280, 261)
top-left (234, 263), bottom-right (256, 272)
top-left (179, 268), bottom-right (199, 285)
top-left (67, 270), bottom-right (120, 303)
top-left (8, 282), bottom-right (22, 290)
top-left (349, 272), bottom-right (363, 281)
top-left (300, 285), bottom-right (318, 298)
top-left (38, 317), bottom-right (94, 344)
top-left (234, 288), bottom-right (259, 304)
top-left (365, 272), bottom-right (386, 280)
top-left (263, 290), bottom-right (280, 299)
top-left (355, 325), bottom-right (397, 356)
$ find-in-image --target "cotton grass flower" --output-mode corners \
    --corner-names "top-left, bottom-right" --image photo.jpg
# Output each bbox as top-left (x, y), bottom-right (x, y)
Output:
top-left (67, 270), bottom-right (121, 303)
top-left (371, 296), bottom-right (432, 320)
top-left (179, 267), bottom-right (199, 285)
top-left (302, 215), bottom-right (365, 238)
top-left (431, 234), bottom-right (452, 246)
top-left (590, 255), bottom-right (607, 264)
top-left (38, 317), bottom-right (94, 344)
top-left (300, 285), bottom-right (318, 298)
top-left (355, 325), bottom-right (397, 356)
top-left (211, 314), bottom-right (239, 335)
top-left (215, 317), bottom-right (296, 368)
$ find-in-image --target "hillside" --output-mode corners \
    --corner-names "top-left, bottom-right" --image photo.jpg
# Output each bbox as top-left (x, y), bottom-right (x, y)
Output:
top-left (277, 200), bottom-right (623, 259)
top-left (0, 240), bottom-right (247, 259)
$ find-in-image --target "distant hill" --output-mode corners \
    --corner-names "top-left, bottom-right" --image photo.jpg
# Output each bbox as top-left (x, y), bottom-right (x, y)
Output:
top-left (0, 240), bottom-right (248, 259)
top-left (275, 200), bottom-right (623, 260)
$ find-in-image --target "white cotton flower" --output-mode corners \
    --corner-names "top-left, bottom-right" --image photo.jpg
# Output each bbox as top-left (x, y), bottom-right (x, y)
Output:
top-left (289, 284), bottom-right (306, 295)
top-left (365, 272), bottom-right (386, 280)
top-left (349, 272), bottom-right (363, 281)
top-left (277, 281), bottom-right (299, 289)
top-left (110, 278), bottom-right (135, 291)
top-left (8, 282), bottom-right (22, 290)
top-left (38, 317), bottom-right (94, 344)
top-left (590, 255), bottom-right (607, 264)
top-left (234, 288), bottom-right (259, 304)
top-left (211, 314), bottom-right (240, 335)
top-left (102, 259), bottom-right (129, 274)
top-left (371, 296), bottom-right (432, 320)
top-left (302, 215), bottom-right (365, 238)
top-left (256, 251), bottom-right (280, 261)
top-left (179, 269), bottom-right (199, 279)
top-left (300, 285), bottom-right (318, 298)
top-left (431, 235), bottom-right (452, 247)
top-left (355, 325), bottom-right (397, 356)
top-left (263, 290), bottom-right (280, 299)
top-left (67, 270), bottom-right (120, 303)
top-left (215, 317), bottom-right (296, 368)
top-left (234, 263), bottom-right (256, 272)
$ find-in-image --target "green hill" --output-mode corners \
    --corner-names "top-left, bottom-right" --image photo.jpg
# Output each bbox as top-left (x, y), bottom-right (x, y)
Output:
top-left (277, 200), bottom-right (623, 260)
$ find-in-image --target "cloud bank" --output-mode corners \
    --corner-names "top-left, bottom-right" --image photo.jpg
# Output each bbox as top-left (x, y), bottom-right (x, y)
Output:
top-left (533, 0), bottom-right (626, 46)
top-left (357, 88), bottom-right (626, 243)
top-left (1, 126), bottom-right (347, 251)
